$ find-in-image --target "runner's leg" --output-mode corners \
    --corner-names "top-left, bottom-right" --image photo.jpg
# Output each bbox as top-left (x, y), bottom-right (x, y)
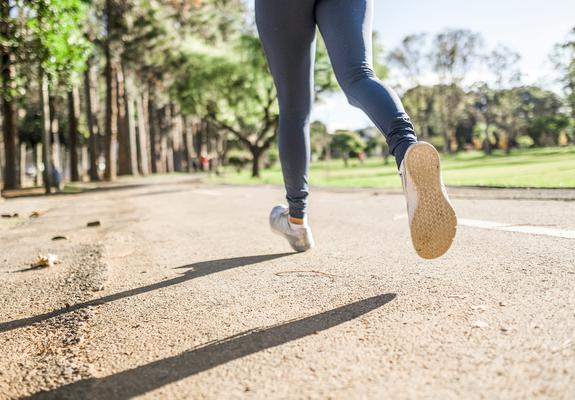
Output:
top-left (255, 0), bottom-right (317, 219)
top-left (315, 0), bottom-right (417, 167)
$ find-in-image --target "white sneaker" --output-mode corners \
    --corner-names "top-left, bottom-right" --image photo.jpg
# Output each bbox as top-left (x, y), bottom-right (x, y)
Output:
top-left (269, 205), bottom-right (315, 252)
top-left (399, 142), bottom-right (457, 259)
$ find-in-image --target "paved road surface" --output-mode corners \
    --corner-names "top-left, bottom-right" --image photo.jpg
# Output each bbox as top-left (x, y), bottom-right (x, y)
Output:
top-left (1, 177), bottom-right (574, 399)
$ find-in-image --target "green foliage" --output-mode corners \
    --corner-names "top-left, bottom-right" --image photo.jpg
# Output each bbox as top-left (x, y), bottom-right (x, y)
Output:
top-left (331, 130), bottom-right (366, 166)
top-left (363, 129), bottom-right (388, 158)
top-left (431, 29), bottom-right (483, 82)
top-left (27, 0), bottom-right (93, 86)
top-left (371, 31), bottom-right (388, 80)
top-left (310, 120), bottom-right (330, 160)
top-left (402, 84), bottom-right (437, 138)
top-left (226, 149), bottom-right (251, 173)
top-left (387, 33), bottom-right (428, 86)
top-left (527, 114), bottom-right (571, 146)
top-left (551, 27), bottom-right (575, 121)
top-left (173, 34), bottom-right (272, 126)
top-left (264, 147), bottom-right (279, 169)
top-left (516, 135), bottom-right (534, 148)
top-left (314, 35), bottom-right (338, 94)
top-left (18, 103), bottom-right (42, 145)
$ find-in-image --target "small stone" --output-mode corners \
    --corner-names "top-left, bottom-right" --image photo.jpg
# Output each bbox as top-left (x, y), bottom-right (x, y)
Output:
top-left (472, 320), bottom-right (489, 329)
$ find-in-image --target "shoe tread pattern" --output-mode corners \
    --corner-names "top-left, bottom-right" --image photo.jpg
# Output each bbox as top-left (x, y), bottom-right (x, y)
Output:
top-left (406, 143), bottom-right (457, 259)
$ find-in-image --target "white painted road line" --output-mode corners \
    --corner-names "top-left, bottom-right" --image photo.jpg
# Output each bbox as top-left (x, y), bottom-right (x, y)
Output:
top-left (458, 218), bottom-right (575, 239)
top-left (394, 214), bottom-right (575, 239)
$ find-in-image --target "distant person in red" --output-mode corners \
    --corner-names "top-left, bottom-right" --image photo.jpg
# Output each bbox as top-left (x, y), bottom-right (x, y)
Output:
top-left (200, 154), bottom-right (210, 171)
top-left (257, 0), bottom-right (457, 259)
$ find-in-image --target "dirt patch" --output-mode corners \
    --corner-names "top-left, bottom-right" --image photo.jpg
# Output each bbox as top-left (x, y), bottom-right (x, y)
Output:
top-left (0, 246), bottom-right (107, 399)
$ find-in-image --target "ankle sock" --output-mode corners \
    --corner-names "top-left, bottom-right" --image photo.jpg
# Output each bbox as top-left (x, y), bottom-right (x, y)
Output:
top-left (289, 216), bottom-right (307, 229)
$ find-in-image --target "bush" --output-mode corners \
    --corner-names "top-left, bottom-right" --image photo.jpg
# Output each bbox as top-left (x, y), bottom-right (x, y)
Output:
top-left (227, 150), bottom-right (251, 173)
top-left (516, 135), bottom-right (534, 148)
top-left (264, 148), bottom-right (279, 169)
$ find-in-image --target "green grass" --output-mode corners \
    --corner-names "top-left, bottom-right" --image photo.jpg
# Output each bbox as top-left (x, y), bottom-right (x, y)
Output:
top-left (210, 146), bottom-right (575, 189)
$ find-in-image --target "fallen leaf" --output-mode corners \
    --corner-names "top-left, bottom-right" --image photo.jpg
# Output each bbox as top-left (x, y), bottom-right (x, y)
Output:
top-left (52, 235), bottom-right (69, 241)
top-left (31, 254), bottom-right (61, 268)
top-left (1, 213), bottom-right (18, 218)
top-left (87, 221), bottom-right (101, 227)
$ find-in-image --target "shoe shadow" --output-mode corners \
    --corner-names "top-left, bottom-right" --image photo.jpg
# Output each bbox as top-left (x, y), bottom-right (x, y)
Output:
top-left (28, 293), bottom-right (396, 399)
top-left (0, 253), bottom-right (293, 334)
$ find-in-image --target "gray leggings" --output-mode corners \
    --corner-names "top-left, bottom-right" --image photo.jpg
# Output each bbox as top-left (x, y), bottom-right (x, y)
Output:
top-left (255, 0), bottom-right (417, 219)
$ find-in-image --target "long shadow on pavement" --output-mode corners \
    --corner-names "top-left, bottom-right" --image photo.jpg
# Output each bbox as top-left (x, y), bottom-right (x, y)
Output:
top-left (0, 253), bottom-right (292, 333)
top-left (28, 293), bottom-right (396, 399)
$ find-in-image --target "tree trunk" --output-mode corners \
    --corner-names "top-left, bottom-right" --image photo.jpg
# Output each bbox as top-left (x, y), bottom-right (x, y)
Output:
top-left (215, 133), bottom-right (227, 174)
top-left (251, 147), bottom-right (262, 178)
top-left (104, 45), bottom-right (118, 180)
top-left (39, 68), bottom-right (52, 193)
top-left (81, 144), bottom-right (89, 181)
top-left (171, 103), bottom-right (184, 172)
top-left (48, 95), bottom-right (62, 174)
top-left (67, 87), bottom-right (80, 182)
top-left (0, 6), bottom-right (18, 190)
top-left (135, 89), bottom-right (150, 175)
top-left (148, 86), bottom-right (158, 174)
top-left (84, 58), bottom-right (100, 181)
top-left (439, 86), bottom-right (452, 154)
top-left (442, 130), bottom-right (452, 154)
top-left (198, 119), bottom-right (207, 169)
top-left (34, 143), bottom-right (42, 186)
top-left (0, 139), bottom-right (4, 190)
top-left (182, 115), bottom-right (193, 172)
top-left (483, 121), bottom-right (491, 155)
top-left (116, 63), bottom-right (129, 175)
top-left (324, 138), bottom-right (332, 161)
top-left (421, 123), bottom-right (430, 141)
top-left (163, 105), bottom-right (174, 173)
top-left (125, 71), bottom-right (138, 175)
top-left (18, 142), bottom-right (26, 187)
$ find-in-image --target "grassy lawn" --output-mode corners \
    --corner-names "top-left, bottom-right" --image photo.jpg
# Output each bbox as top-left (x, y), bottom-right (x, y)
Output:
top-left (210, 146), bottom-right (575, 189)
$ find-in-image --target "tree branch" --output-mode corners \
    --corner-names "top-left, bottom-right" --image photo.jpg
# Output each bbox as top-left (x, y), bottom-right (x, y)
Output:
top-left (208, 114), bottom-right (251, 147)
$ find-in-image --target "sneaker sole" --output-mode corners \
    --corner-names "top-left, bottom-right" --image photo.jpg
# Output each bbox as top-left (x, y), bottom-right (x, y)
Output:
top-left (405, 142), bottom-right (457, 259)
top-left (270, 227), bottom-right (314, 252)
top-left (271, 228), bottom-right (314, 253)
top-left (269, 209), bottom-right (314, 252)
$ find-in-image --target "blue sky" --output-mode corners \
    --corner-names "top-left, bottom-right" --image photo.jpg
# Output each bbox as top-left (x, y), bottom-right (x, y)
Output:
top-left (246, 0), bottom-right (575, 130)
